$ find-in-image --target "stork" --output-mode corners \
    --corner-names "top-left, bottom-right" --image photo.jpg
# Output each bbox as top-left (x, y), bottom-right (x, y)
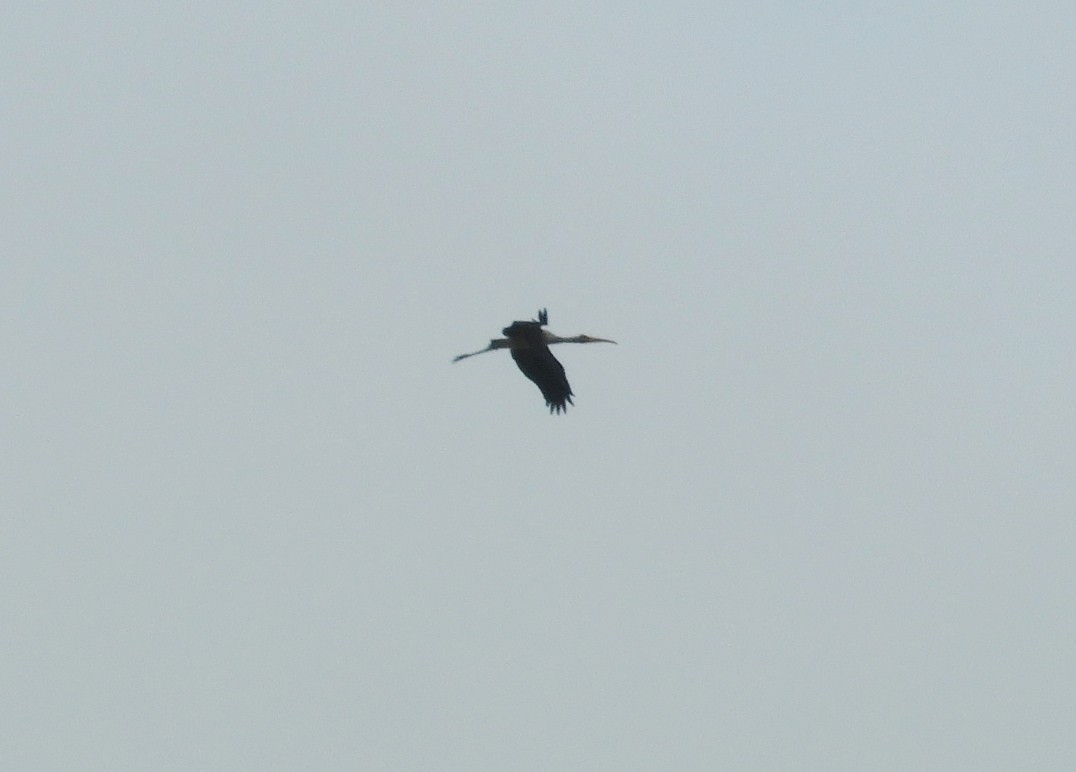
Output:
top-left (453, 309), bottom-right (616, 413)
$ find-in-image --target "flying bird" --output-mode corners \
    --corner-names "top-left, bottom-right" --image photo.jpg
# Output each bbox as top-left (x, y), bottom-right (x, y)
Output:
top-left (453, 308), bottom-right (616, 413)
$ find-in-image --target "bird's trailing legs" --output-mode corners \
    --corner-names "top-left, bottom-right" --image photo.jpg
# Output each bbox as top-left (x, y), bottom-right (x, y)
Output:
top-left (451, 338), bottom-right (510, 362)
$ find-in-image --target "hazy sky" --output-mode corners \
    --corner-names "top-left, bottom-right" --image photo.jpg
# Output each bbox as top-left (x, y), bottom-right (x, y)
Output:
top-left (4, 4), bottom-right (1075, 770)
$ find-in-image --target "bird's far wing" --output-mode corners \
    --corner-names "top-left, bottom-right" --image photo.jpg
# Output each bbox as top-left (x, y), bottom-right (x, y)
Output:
top-left (510, 345), bottom-right (574, 413)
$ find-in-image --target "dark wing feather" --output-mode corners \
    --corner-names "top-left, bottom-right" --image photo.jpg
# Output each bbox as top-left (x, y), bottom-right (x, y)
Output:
top-left (510, 345), bottom-right (574, 414)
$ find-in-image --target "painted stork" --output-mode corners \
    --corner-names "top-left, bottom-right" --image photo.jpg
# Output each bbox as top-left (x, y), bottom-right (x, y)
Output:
top-left (452, 309), bottom-right (616, 413)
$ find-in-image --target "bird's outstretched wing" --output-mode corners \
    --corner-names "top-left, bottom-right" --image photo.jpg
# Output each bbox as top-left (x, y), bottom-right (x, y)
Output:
top-left (510, 345), bottom-right (574, 414)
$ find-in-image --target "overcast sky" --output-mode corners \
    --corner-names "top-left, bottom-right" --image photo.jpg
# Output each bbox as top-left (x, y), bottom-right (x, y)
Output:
top-left (3, 4), bottom-right (1075, 770)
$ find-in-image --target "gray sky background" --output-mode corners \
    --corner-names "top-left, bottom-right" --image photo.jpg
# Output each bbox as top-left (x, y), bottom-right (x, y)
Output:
top-left (4, 4), bottom-right (1075, 770)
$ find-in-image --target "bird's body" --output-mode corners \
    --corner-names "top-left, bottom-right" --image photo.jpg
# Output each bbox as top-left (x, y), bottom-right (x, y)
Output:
top-left (502, 317), bottom-right (575, 413)
top-left (453, 309), bottom-right (615, 413)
